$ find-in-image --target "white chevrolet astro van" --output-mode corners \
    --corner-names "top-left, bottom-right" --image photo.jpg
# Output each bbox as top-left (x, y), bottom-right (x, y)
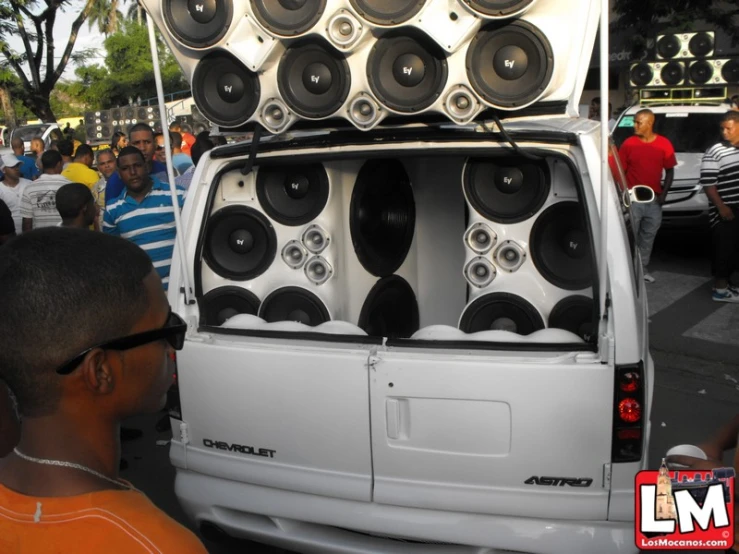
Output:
top-left (165, 117), bottom-right (653, 554)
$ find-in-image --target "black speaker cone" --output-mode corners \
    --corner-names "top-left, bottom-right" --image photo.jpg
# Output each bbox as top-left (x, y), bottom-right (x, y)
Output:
top-left (722, 59), bottom-right (739, 84)
top-left (661, 61), bottom-right (684, 86)
top-left (367, 32), bottom-right (448, 113)
top-left (466, 20), bottom-right (553, 108)
top-left (250, 0), bottom-right (326, 36)
top-left (192, 52), bottom-right (260, 128)
top-left (460, 293), bottom-right (544, 335)
top-left (259, 286), bottom-right (330, 325)
top-left (278, 41), bottom-right (351, 119)
top-left (350, 159), bottom-right (415, 277)
top-left (689, 60), bottom-right (712, 84)
top-left (689, 32), bottom-right (713, 57)
top-left (201, 287), bottom-right (261, 326)
top-left (548, 295), bottom-right (596, 341)
top-left (656, 35), bottom-right (681, 59)
top-left (462, 0), bottom-right (536, 17)
top-left (256, 164), bottom-right (329, 226)
top-left (463, 156), bottom-right (550, 223)
top-left (349, 0), bottom-right (425, 25)
top-left (359, 276), bottom-right (419, 338)
top-left (530, 201), bottom-right (593, 291)
top-left (630, 63), bottom-right (653, 87)
top-left (204, 206), bottom-right (277, 280)
top-left (164, 0), bottom-right (232, 47)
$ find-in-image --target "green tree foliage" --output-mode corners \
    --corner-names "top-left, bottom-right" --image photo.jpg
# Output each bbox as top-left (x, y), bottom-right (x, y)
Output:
top-left (69, 20), bottom-right (188, 110)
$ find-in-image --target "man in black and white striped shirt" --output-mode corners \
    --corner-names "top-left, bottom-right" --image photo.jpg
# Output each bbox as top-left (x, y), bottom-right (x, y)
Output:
top-left (700, 110), bottom-right (739, 303)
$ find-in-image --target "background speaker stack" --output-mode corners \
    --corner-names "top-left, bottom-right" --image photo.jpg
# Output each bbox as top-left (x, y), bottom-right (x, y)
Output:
top-left (109, 105), bottom-right (163, 136)
top-left (84, 110), bottom-right (113, 143)
top-left (630, 30), bottom-right (738, 100)
top-left (141, 0), bottom-right (601, 134)
top-left (191, 105), bottom-right (212, 135)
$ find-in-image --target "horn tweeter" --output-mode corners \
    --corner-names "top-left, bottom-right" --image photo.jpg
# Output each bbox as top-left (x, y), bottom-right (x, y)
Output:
top-left (327, 10), bottom-right (363, 49)
top-left (367, 32), bottom-right (448, 113)
top-left (349, 0), bottom-right (426, 26)
top-left (529, 201), bottom-right (592, 290)
top-left (203, 206), bottom-right (277, 280)
top-left (358, 275), bottom-right (419, 338)
top-left (261, 99), bottom-right (291, 133)
top-left (459, 293), bottom-right (544, 334)
top-left (302, 224), bottom-right (329, 254)
top-left (465, 222), bottom-right (497, 254)
top-left (259, 286), bottom-right (331, 325)
top-left (466, 20), bottom-right (553, 108)
top-left (201, 287), bottom-right (261, 326)
top-left (304, 256), bottom-right (333, 285)
top-left (192, 51), bottom-right (261, 128)
top-left (445, 86), bottom-right (478, 123)
top-left (494, 240), bottom-right (526, 272)
top-left (281, 239), bottom-right (308, 269)
top-left (250, 0), bottom-right (327, 36)
top-left (256, 164), bottom-right (329, 226)
top-left (278, 41), bottom-right (351, 119)
top-left (548, 295), bottom-right (595, 341)
top-left (464, 257), bottom-right (496, 288)
top-left (350, 159), bottom-right (416, 277)
top-left (349, 94), bottom-right (381, 128)
top-left (463, 157), bottom-right (550, 223)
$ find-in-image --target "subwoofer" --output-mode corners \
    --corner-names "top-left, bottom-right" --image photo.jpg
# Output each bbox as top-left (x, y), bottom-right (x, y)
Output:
top-left (163, 0), bottom-right (233, 48)
top-left (250, 0), bottom-right (327, 37)
top-left (459, 292), bottom-right (544, 334)
top-left (259, 286), bottom-right (331, 325)
top-left (192, 51), bottom-right (261, 127)
top-left (350, 159), bottom-right (416, 277)
top-left (203, 205), bottom-right (277, 280)
top-left (629, 61), bottom-right (686, 87)
top-left (256, 164), bottom-right (330, 226)
top-left (84, 110), bottom-right (112, 143)
top-left (278, 41), bottom-right (351, 118)
top-left (358, 275), bottom-right (419, 338)
top-left (349, 0), bottom-right (425, 26)
top-left (656, 31), bottom-right (714, 60)
top-left (688, 58), bottom-right (739, 85)
top-left (367, 32), bottom-right (448, 113)
top-left (548, 295), bottom-right (596, 341)
top-left (201, 287), bottom-right (261, 326)
top-left (461, 0), bottom-right (538, 18)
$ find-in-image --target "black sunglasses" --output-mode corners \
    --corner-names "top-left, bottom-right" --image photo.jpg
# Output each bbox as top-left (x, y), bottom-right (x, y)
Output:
top-left (56, 311), bottom-right (187, 375)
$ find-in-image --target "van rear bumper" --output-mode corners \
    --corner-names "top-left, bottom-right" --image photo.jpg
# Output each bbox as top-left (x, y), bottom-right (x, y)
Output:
top-left (174, 468), bottom-right (637, 554)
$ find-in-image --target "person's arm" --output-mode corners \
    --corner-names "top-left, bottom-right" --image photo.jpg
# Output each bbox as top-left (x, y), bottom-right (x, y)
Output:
top-left (700, 146), bottom-right (734, 220)
top-left (658, 168), bottom-right (675, 204)
top-left (666, 414), bottom-right (739, 469)
top-left (0, 380), bottom-right (20, 458)
top-left (21, 218), bottom-right (33, 233)
top-left (705, 186), bottom-right (735, 220)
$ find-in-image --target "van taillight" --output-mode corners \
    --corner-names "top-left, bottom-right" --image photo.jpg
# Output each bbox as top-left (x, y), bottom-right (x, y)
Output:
top-left (167, 351), bottom-right (182, 421)
top-left (612, 362), bottom-right (644, 462)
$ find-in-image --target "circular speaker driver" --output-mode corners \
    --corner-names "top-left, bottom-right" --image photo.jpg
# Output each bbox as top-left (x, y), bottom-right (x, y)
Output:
top-left (250, 0), bottom-right (326, 36)
top-left (660, 61), bottom-right (684, 86)
top-left (164, 0), bottom-right (232, 47)
top-left (359, 275), bottom-right (419, 338)
top-left (656, 35), bottom-right (681, 59)
top-left (256, 164), bottom-right (329, 226)
top-left (722, 59), bottom-right (739, 84)
top-left (203, 206), bottom-right (277, 280)
top-left (466, 20), bottom-right (553, 109)
top-left (349, 0), bottom-right (425, 26)
top-left (463, 156), bottom-right (550, 223)
top-left (367, 33), bottom-right (448, 113)
top-left (278, 41), bottom-right (351, 118)
top-left (459, 292), bottom-right (544, 335)
top-left (630, 63), bottom-right (653, 87)
top-left (529, 201), bottom-right (593, 291)
top-left (200, 287), bottom-right (261, 326)
top-left (462, 0), bottom-right (537, 17)
top-left (259, 286), bottom-right (330, 325)
top-left (689, 32), bottom-right (713, 57)
top-left (192, 52), bottom-right (260, 128)
top-left (548, 295), bottom-right (595, 341)
top-left (350, 159), bottom-right (415, 277)
top-left (689, 61), bottom-right (713, 85)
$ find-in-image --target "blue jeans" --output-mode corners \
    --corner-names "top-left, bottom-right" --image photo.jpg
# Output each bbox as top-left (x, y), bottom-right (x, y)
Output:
top-left (631, 201), bottom-right (662, 269)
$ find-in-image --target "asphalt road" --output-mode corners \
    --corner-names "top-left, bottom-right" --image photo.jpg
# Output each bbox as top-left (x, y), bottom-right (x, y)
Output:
top-left (119, 227), bottom-right (739, 554)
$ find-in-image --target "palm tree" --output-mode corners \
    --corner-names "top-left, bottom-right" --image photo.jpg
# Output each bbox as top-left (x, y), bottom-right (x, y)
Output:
top-left (88, 0), bottom-right (123, 36)
top-left (126, 0), bottom-right (146, 25)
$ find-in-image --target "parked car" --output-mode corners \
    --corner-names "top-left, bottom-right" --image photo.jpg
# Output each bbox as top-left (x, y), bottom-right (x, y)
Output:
top-left (164, 117), bottom-right (654, 554)
top-left (9, 123), bottom-right (61, 154)
top-left (612, 104), bottom-right (729, 229)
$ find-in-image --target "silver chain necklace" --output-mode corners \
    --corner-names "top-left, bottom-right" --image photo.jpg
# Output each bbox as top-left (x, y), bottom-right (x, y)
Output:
top-left (13, 448), bottom-right (133, 491)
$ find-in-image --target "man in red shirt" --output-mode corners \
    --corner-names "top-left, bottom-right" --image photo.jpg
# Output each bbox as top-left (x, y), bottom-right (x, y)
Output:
top-left (618, 109), bottom-right (677, 283)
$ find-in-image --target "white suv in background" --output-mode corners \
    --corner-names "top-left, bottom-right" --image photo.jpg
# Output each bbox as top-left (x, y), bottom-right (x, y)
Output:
top-left (612, 104), bottom-right (729, 229)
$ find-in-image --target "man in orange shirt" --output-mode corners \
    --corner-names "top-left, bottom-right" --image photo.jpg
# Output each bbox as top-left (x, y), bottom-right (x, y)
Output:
top-left (0, 228), bottom-right (207, 553)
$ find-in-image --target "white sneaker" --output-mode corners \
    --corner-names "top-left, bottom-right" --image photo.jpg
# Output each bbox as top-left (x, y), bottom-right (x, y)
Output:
top-left (644, 273), bottom-right (656, 283)
top-left (713, 288), bottom-right (739, 303)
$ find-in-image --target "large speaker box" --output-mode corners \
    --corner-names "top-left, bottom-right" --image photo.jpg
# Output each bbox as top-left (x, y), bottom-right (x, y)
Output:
top-left (141, 0), bottom-right (601, 133)
top-left (84, 110), bottom-right (113, 143)
top-left (459, 154), bottom-right (595, 339)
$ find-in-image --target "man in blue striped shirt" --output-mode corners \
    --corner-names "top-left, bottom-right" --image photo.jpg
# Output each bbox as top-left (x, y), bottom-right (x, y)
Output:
top-left (103, 146), bottom-right (185, 290)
